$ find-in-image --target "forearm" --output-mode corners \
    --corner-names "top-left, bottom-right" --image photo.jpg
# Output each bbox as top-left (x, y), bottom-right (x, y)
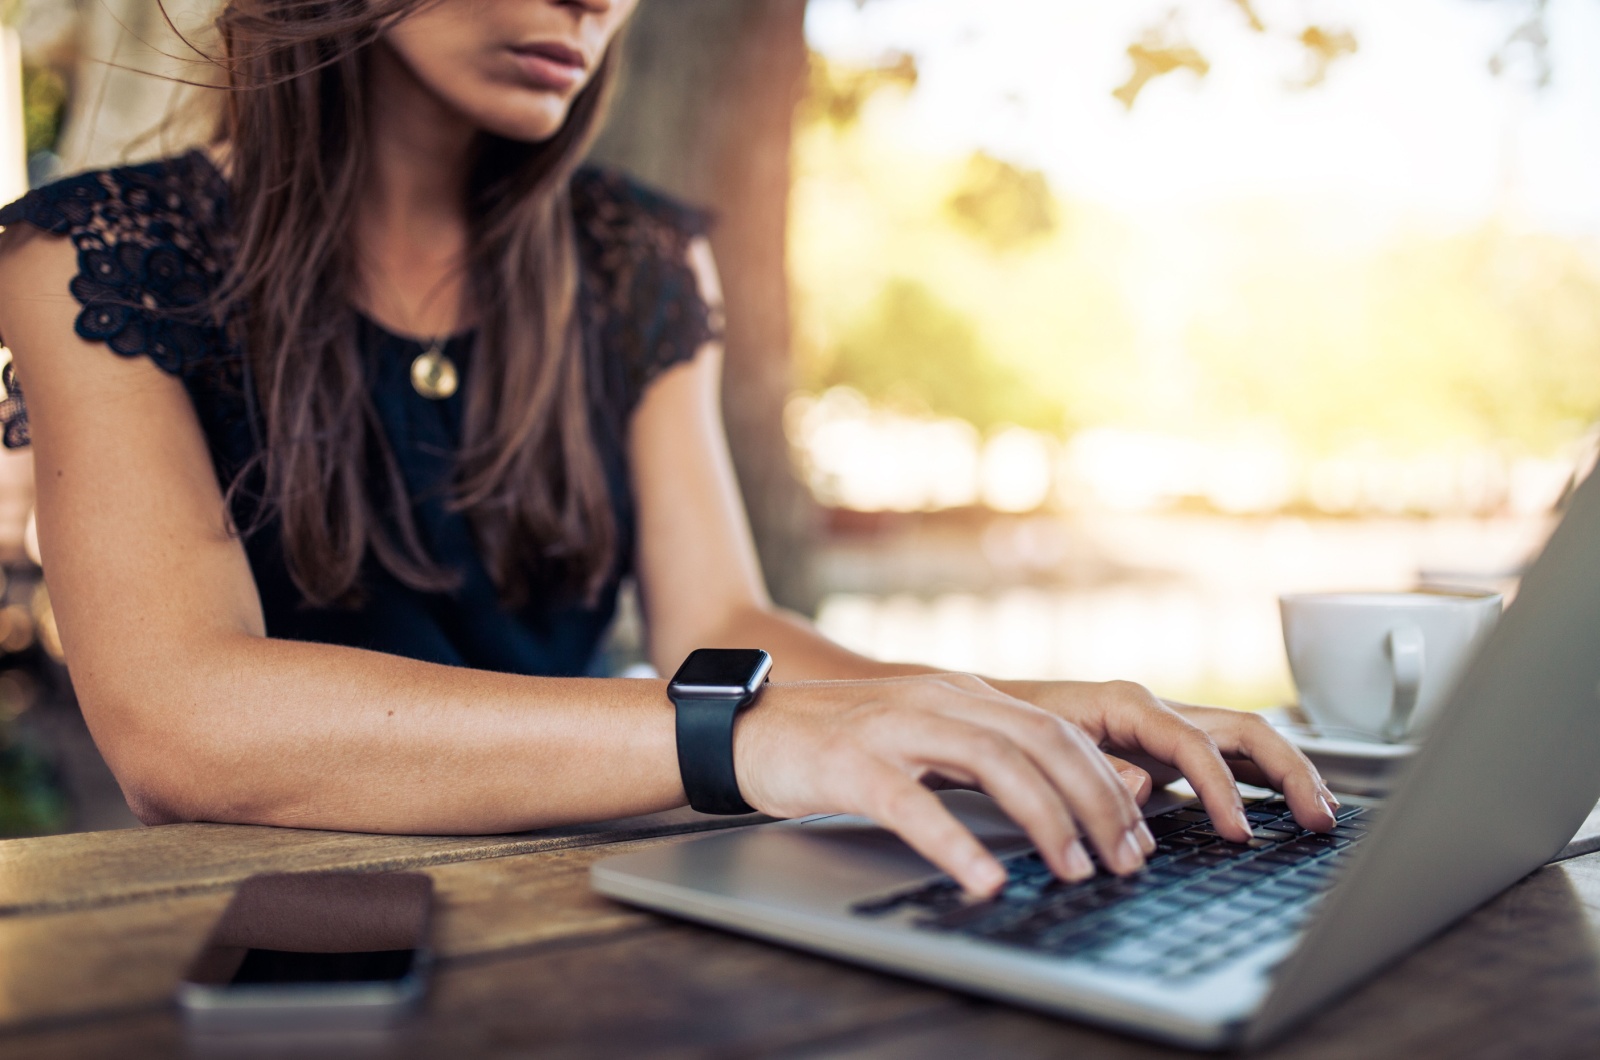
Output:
top-left (87, 633), bottom-right (684, 833)
top-left (683, 604), bottom-right (928, 682)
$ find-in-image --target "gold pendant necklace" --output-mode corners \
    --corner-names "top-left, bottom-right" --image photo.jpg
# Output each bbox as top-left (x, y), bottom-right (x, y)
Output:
top-left (409, 340), bottom-right (459, 400)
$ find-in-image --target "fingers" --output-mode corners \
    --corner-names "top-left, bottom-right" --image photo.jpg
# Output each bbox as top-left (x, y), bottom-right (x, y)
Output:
top-left (863, 769), bottom-right (1009, 896)
top-left (928, 687), bottom-right (1149, 873)
top-left (1094, 683), bottom-right (1254, 843)
top-left (905, 714), bottom-right (1110, 883)
top-left (1191, 708), bottom-right (1339, 831)
top-left (746, 676), bottom-right (1161, 898)
top-left (1103, 753), bottom-right (1154, 806)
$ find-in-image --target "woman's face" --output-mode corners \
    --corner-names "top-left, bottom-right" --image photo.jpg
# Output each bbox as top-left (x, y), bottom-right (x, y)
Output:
top-left (384, 0), bottom-right (637, 142)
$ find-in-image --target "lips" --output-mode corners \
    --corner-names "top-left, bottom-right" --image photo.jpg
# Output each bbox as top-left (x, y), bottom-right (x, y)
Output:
top-left (507, 40), bottom-right (588, 91)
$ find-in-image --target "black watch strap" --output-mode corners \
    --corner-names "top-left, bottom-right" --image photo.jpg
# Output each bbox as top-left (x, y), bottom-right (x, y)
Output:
top-left (675, 695), bottom-right (757, 815)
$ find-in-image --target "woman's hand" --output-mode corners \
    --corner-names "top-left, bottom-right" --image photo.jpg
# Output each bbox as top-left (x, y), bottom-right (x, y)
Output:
top-left (1000, 679), bottom-right (1340, 839)
top-left (733, 674), bottom-right (1157, 897)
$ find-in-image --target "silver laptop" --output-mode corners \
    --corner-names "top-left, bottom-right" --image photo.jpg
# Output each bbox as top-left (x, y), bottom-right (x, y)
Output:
top-left (592, 466), bottom-right (1600, 1050)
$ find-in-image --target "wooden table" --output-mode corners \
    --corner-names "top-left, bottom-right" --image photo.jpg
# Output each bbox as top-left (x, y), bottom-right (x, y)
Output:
top-left (2, 810), bottom-right (1599, 1059)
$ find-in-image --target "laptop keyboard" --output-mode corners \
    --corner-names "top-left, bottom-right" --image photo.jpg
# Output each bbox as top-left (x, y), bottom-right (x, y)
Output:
top-left (852, 799), bottom-right (1370, 982)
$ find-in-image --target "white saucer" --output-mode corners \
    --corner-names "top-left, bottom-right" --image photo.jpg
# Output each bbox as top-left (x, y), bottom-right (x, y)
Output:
top-left (1259, 706), bottom-right (1418, 797)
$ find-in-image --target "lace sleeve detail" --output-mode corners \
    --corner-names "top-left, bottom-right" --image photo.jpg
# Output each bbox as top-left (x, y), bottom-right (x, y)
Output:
top-left (572, 167), bottom-right (723, 417)
top-left (0, 361), bottom-right (28, 449)
top-left (0, 152), bottom-right (232, 449)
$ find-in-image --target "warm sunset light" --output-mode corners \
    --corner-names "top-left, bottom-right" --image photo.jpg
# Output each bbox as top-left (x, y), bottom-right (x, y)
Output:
top-left (790, 0), bottom-right (1597, 705)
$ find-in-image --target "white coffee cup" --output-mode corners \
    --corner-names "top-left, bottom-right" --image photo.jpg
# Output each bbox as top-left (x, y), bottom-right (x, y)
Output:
top-left (1279, 590), bottom-right (1502, 744)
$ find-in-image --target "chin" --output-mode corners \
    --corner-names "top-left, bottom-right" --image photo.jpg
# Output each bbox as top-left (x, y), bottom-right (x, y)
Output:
top-left (470, 92), bottom-right (577, 144)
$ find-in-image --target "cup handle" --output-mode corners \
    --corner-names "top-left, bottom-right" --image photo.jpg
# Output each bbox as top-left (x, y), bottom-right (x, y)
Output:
top-left (1384, 624), bottom-right (1426, 743)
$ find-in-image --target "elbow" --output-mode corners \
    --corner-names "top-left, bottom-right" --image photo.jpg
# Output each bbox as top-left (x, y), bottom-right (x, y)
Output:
top-left (106, 732), bottom-right (216, 825)
top-left (70, 629), bottom-right (272, 826)
top-left (121, 781), bottom-right (188, 827)
top-left (80, 683), bottom-right (242, 827)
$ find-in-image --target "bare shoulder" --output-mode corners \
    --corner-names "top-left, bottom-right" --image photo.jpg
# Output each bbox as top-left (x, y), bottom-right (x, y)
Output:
top-left (0, 225), bottom-right (86, 361)
top-left (0, 222), bottom-right (76, 313)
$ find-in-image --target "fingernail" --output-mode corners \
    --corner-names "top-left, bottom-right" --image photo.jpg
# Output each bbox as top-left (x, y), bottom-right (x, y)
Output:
top-left (1118, 831), bottom-right (1146, 874)
top-left (1136, 820), bottom-right (1156, 854)
top-left (1063, 839), bottom-right (1094, 881)
top-left (1319, 794), bottom-right (1338, 821)
top-left (1234, 807), bottom-right (1252, 835)
top-left (1322, 787), bottom-right (1342, 808)
top-left (1118, 769), bottom-right (1145, 795)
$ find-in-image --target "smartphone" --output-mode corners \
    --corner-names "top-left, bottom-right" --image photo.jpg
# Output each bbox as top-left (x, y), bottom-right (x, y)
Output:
top-left (178, 871), bottom-right (433, 1033)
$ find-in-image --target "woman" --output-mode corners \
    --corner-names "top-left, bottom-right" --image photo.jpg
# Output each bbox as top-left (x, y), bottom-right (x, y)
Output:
top-left (0, 0), bottom-right (1335, 896)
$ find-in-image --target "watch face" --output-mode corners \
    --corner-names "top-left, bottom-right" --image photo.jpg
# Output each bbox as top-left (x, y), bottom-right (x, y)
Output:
top-left (670, 648), bottom-right (772, 698)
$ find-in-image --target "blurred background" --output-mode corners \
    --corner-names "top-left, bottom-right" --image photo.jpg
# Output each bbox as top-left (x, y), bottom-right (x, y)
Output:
top-left (1, 0), bottom-right (1596, 835)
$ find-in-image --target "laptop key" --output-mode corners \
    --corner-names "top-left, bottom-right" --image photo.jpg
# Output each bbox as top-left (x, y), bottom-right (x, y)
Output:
top-left (1145, 815), bottom-right (1197, 838)
top-left (1139, 897), bottom-right (1195, 920)
top-left (1186, 878), bottom-right (1237, 897)
top-left (1210, 869), bottom-right (1263, 887)
top-left (1300, 833), bottom-right (1354, 849)
top-left (1260, 826), bottom-right (1312, 845)
top-left (1162, 858), bottom-right (1213, 878)
top-left (1228, 891), bottom-right (1284, 913)
top-left (1166, 833), bottom-right (1218, 849)
top-left (1258, 883), bottom-right (1314, 902)
top-left (1188, 851), bottom-right (1239, 867)
top-left (1229, 839), bottom-right (1275, 855)
top-left (1165, 887), bottom-right (1218, 908)
top-left (1256, 849), bottom-right (1315, 866)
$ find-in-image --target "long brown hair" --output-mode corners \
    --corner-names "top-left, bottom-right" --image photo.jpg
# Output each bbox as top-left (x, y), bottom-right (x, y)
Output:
top-left (214, 0), bottom-right (620, 608)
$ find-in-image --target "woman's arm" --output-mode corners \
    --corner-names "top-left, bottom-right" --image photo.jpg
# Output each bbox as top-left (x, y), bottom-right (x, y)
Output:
top-left (0, 229), bottom-right (1151, 895)
top-left (0, 230), bottom-right (691, 833)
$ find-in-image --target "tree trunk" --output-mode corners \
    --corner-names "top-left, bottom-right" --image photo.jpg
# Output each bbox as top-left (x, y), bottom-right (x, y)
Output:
top-left (590, 0), bottom-right (820, 615)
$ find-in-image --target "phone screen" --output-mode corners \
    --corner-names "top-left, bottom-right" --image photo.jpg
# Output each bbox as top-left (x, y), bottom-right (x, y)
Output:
top-left (226, 947), bottom-right (418, 985)
top-left (180, 871), bottom-right (432, 1030)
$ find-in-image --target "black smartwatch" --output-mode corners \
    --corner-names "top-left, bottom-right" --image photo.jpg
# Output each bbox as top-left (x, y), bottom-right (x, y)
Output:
top-left (668, 648), bottom-right (773, 815)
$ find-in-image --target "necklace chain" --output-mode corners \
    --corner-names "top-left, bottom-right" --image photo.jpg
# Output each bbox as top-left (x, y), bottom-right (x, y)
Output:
top-left (362, 262), bottom-right (463, 401)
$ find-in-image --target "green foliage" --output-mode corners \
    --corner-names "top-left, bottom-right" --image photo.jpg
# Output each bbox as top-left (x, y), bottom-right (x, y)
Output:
top-left (0, 735), bottom-right (69, 838)
top-left (23, 64), bottom-right (69, 156)
top-left (814, 278), bottom-right (1064, 432)
top-left (945, 152), bottom-right (1058, 253)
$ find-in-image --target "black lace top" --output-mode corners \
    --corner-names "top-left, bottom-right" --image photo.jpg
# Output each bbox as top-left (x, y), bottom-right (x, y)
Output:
top-left (0, 151), bottom-right (718, 676)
